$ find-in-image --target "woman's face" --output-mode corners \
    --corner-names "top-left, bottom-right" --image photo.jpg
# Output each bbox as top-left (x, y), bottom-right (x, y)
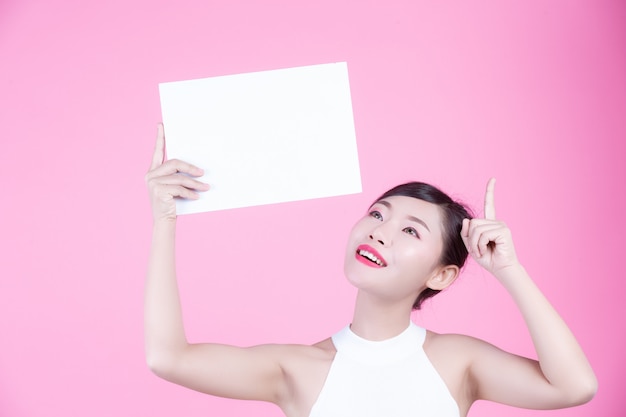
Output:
top-left (344, 195), bottom-right (446, 305)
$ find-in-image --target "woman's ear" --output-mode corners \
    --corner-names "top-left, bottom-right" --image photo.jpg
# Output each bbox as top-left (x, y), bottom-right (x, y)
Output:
top-left (426, 265), bottom-right (459, 291)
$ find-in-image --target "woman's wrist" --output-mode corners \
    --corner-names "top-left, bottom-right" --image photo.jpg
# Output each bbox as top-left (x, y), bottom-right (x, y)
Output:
top-left (493, 262), bottom-right (528, 285)
top-left (152, 217), bottom-right (177, 238)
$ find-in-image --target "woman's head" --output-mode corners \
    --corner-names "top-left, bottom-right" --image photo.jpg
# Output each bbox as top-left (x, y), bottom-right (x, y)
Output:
top-left (373, 182), bottom-right (473, 309)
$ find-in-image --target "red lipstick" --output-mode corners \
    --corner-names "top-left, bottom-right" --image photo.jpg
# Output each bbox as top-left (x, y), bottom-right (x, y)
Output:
top-left (355, 244), bottom-right (387, 268)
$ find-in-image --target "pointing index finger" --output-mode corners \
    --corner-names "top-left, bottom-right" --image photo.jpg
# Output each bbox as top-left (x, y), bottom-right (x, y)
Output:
top-left (484, 177), bottom-right (496, 220)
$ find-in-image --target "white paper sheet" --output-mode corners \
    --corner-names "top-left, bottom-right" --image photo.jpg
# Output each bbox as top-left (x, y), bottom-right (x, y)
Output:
top-left (158, 62), bottom-right (362, 214)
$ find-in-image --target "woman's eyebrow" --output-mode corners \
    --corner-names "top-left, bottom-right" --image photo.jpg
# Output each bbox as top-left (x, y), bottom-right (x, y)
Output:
top-left (376, 200), bottom-right (431, 232)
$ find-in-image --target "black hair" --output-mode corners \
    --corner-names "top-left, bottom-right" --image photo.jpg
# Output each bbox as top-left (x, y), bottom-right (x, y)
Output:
top-left (374, 182), bottom-right (473, 309)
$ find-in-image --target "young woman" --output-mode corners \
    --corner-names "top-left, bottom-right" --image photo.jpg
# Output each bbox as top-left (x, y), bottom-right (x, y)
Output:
top-left (145, 125), bottom-right (597, 417)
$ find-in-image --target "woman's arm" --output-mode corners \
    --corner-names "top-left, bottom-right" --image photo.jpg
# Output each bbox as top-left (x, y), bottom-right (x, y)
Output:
top-left (143, 125), bottom-right (288, 403)
top-left (461, 179), bottom-right (597, 409)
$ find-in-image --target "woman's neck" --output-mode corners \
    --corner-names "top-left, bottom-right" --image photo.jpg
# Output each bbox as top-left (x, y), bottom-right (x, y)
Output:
top-left (350, 290), bottom-right (415, 341)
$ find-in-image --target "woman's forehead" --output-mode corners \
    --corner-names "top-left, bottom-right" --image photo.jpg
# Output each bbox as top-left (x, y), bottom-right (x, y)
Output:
top-left (373, 195), bottom-right (439, 212)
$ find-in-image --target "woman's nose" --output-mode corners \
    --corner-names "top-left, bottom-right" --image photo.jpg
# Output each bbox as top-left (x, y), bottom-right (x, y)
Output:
top-left (369, 226), bottom-right (389, 246)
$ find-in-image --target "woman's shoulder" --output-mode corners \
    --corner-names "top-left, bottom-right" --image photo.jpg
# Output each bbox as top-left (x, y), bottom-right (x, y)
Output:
top-left (422, 330), bottom-right (498, 384)
top-left (278, 338), bottom-right (337, 383)
top-left (312, 336), bottom-right (336, 353)
top-left (271, 338), bottom-right (337, 414)
top-left (425, 329), bottom-right (492, 353)
top-left (278, 337), bottom-right (336, 361)
top-left (422, 330), bottom-right (490, 414)
top-left (423, 330), bottom-right (477, 371)
top-left (422, 329), bottom-right (516, 397)
top-left (257, 337), bottom-right (335, 369)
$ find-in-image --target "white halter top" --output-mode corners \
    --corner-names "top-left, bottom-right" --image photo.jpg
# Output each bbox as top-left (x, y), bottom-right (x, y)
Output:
top-left (309, 322), bottom-right (459, 417)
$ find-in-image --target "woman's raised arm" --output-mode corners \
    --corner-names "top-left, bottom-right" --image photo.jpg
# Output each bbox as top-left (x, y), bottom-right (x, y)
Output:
top-left (460, 179), bottom-right (598, 409)
top-left (143, 125), bottom-right (289, 404)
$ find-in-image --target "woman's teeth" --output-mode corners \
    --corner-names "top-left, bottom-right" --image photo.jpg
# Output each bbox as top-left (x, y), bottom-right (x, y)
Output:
top-left (357, 249), bottom-right (385, 266)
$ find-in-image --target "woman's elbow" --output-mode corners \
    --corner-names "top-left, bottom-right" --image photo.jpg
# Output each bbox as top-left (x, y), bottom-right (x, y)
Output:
top-left (145, 349), bottom-right (180, 380)
top-left (564, 375), bottom-right (598, 407)
top-left (579, 377), bottom-right (598, 404)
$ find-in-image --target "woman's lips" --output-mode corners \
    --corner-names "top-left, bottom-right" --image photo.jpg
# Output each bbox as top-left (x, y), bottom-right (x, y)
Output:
top-left (355, 244), bottom-right (387, 268)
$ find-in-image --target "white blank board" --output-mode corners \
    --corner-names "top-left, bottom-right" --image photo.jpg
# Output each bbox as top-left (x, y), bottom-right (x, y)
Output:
top-left (159, 62), bottom-right (362, 214)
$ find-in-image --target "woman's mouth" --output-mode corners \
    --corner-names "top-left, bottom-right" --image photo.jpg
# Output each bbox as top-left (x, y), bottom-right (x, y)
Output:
top-left (355, 244), bottom-right (387, 268)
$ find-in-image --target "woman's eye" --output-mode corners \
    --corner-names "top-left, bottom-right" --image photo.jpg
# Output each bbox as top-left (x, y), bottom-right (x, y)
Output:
top-left (403, 227), bottom-right (419, 238)
top-left (369, 210), bottom-right (383, 220)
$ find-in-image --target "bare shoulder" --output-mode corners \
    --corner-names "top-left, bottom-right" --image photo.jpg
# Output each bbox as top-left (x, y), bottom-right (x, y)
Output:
top-left (312, 337), bottom-right (337, 354)
top-left (269, 337), bottom-right (336, 362)
top-left (272, 338), bottom-right (336, 417)
top-left (423, 330), bottom-right (503, 376)
top-left (425, 330), bottom-right (492, 353)
top-left (277, 337), bottom-right (336, 376)
top-left (422, 331), bottom-right (481, 384)
top-left (423, 330), bottom-right (564, 412)
top-left (422, 331), bottom-right (497, 416)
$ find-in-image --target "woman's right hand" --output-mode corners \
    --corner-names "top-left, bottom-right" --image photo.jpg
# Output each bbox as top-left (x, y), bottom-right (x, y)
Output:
top-left (145, 124), bottom-right (210, 223)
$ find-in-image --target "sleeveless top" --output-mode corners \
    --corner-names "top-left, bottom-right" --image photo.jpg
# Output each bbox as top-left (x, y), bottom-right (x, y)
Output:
top-left (308, 322), bottom-right (459, 417)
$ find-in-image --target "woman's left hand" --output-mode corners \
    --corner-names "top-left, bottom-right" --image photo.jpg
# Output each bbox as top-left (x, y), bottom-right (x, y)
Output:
top-left (461, 178), bottom-right (520, 278)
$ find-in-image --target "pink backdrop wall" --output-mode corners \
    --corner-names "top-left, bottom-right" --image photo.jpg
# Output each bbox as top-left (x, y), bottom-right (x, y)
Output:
top-left (1, 1), bottom-right (624, 416)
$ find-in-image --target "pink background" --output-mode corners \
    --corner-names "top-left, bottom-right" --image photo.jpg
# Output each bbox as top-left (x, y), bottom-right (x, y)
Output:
top-left (1, 1), bottom-right (624, 416)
